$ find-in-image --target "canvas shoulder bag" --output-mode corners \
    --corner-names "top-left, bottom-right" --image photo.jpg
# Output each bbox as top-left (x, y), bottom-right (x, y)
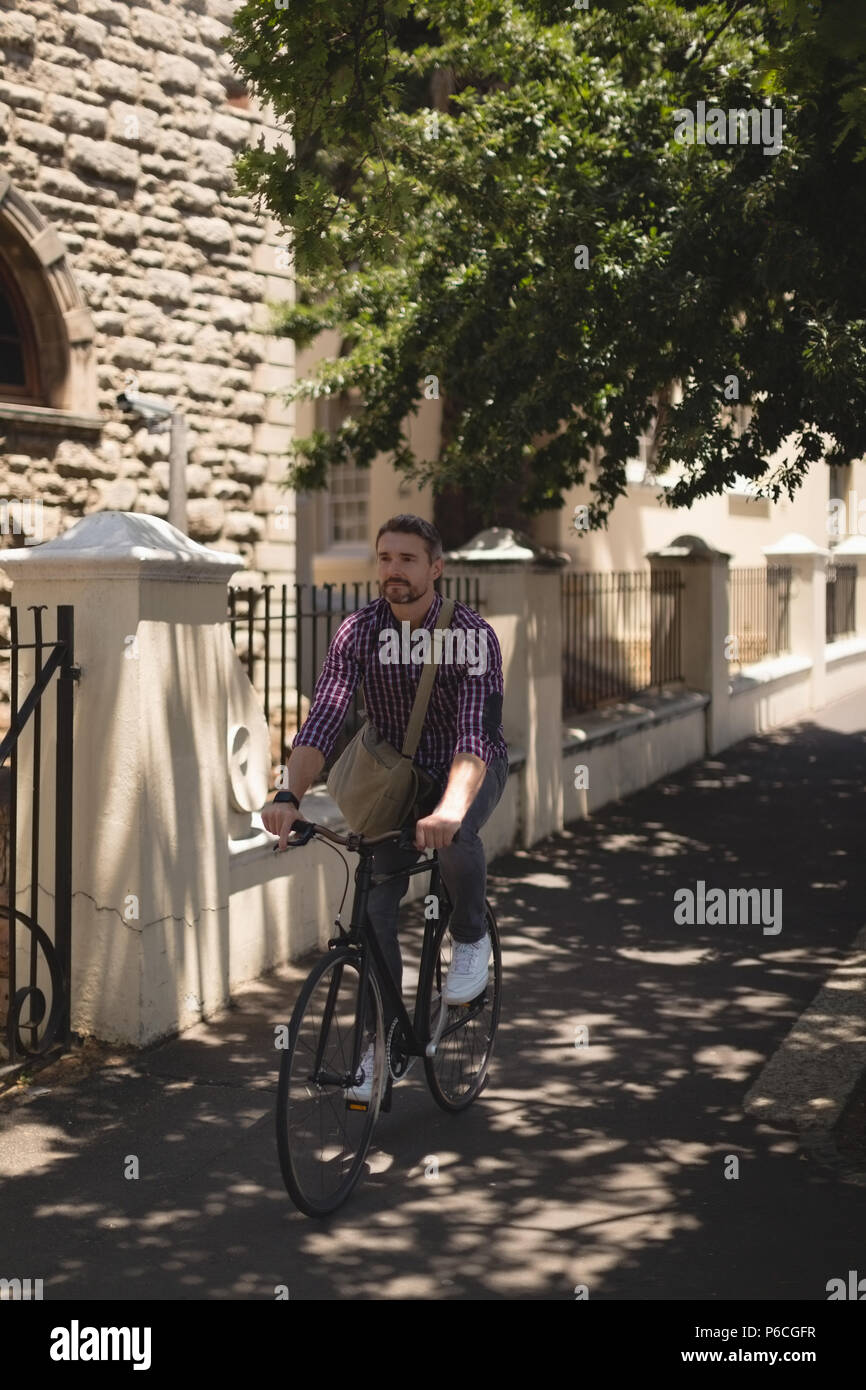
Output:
top-left (326, 597), bottom-right (456, 835)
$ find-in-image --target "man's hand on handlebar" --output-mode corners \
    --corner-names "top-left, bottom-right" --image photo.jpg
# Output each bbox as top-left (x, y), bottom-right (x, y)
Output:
top-left (414, 809), bottom-right (462, 851)
top-left (261, 801), bottom-right (302, 851)
top-left (261, 805), bottom-right (459, 854)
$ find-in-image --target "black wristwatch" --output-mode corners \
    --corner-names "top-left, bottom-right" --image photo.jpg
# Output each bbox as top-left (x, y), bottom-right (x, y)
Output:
top-left (273, 790), bottom-right (300, 808)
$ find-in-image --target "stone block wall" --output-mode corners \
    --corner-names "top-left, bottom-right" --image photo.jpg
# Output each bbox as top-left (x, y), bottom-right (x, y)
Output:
top-left (0, 0), bottom-right (295, 577)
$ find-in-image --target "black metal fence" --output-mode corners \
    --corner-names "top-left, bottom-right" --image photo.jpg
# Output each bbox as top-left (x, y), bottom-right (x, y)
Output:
top-left (0, 604), bottom-right (77, 1075)
top-left (826, 563), bottom-right (857, 643)
top-left (728, 566), bottom-right (792, 669)
top-left (228, 575), bottom-right (482, 776)
top-left (562, 570), bottom-right (684, 715)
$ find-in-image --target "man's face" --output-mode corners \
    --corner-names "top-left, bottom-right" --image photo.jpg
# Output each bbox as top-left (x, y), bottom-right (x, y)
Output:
top-left (376, 531), bottom-right (442, 605)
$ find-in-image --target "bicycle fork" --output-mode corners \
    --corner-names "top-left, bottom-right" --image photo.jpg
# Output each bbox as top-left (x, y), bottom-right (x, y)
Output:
top-left (346, 946), bottom-right (376, 1110)
top-left (307, 951), bottom-right (370, 1096)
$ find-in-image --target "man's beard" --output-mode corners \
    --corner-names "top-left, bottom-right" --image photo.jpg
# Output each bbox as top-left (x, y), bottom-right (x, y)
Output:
top-left (380, 579), bottom-right (422, 603)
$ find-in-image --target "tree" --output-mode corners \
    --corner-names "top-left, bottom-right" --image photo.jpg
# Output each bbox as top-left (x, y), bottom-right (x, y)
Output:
top-left (761, 0), bottom-right (866, 161)
top-left (227, 1), bottom-right (866, 531)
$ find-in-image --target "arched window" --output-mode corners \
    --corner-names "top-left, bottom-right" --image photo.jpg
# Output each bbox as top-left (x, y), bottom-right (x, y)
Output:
top-left (0, 254), bottom-right (40, 403)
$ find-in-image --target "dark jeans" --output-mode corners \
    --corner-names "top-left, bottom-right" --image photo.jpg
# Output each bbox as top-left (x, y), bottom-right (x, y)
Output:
top-left (365, 753), bottom-right (508, 1033)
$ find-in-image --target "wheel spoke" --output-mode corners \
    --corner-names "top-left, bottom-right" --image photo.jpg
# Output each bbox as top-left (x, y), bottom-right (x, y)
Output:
top-left (424, 906), bottom-right (500, 1111)
top-left (277, 953), bottom-right (382, 1216)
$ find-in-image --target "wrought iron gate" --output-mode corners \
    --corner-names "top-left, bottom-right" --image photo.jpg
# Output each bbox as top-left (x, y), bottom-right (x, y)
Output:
top-left (0, 603), bottom-right (78, 1074)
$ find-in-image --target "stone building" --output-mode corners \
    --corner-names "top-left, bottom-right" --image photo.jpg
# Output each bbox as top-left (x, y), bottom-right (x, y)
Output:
top-left (0, 0), bottom-right (295, 576)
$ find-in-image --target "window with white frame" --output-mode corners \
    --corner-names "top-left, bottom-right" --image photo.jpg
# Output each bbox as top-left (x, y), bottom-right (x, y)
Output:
top-left (329, 458), bottom-right (369, 543)
top-left (316, 392), bottom-right (370, 547)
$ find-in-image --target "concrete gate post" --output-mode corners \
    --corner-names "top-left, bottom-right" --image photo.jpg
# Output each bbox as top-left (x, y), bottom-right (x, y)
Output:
top-left (0, 512), bottom-right (269, 1046)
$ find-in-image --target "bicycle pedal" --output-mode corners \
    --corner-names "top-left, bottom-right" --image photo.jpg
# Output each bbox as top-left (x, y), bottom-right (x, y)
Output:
top-left (346, 1100), bottom-right (369, 1112)
top-left (463, 991), bottom-right (486, 1007)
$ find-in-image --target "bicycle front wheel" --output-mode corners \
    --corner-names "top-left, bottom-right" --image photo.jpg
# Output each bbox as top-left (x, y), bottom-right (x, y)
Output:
top-left (276, 949), bottom-right (385, 1217)
top-left (423, 900), bottom-right (501, 1112)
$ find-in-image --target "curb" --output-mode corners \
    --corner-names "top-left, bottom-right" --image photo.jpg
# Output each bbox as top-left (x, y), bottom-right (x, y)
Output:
top-left (744, 924), bottom-right (866, 1133)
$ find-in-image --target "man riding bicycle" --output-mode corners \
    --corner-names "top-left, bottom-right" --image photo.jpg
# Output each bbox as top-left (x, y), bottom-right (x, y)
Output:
top-left (261, 514), bottom-right (508, 1100)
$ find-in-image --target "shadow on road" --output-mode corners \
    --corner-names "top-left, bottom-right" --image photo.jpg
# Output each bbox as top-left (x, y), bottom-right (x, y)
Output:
top-left (1, 716), bottom-right (864, 1299)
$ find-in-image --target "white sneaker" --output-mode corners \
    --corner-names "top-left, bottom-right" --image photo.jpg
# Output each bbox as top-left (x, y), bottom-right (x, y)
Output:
top-left (347, 1042), bottom-right (376, 1104)
top-left (443, 935), bottom-right (491, 1004)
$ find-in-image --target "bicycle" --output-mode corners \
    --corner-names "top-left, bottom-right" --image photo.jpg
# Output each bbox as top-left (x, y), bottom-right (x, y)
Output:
top-left (273, 817), bottom-right (502, 1218)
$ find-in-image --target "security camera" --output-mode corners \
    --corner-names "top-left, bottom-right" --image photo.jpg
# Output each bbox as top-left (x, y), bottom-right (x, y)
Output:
top-left (116, 390), bottom-right (175, 421)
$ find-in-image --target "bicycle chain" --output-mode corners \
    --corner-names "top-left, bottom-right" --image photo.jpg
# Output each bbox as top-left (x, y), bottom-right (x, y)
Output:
top-left (386, 1017), bottom-right (417, 1083)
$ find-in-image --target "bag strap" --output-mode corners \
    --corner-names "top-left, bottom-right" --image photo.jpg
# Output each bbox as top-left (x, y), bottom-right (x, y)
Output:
top-left (401, 596), bottom-right (456, 759)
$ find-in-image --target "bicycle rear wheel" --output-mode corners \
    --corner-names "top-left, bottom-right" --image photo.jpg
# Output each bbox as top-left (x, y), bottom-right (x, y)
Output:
top-left (423, 900), bottom-right (501, 1112)
top-left (276, 948), bottom-right (385, 1217)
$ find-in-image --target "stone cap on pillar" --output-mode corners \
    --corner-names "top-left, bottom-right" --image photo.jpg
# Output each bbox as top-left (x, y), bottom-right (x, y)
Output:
top-left (829, 536), bottom-right (866, 557)
top-left (445, 526), bottom-right (568, 567)
top-left (0, 511), bottom-right (244, 583)
top-left (646, 534), bottom-right (731, 563)
top-left (762, 532), bottom-right (831, 563)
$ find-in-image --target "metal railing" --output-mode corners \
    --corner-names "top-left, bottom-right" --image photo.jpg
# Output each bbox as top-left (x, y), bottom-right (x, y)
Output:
top-left (562, 570), bottom-right (684, 715)
top-left (0, 605), bottom-right (77, 1074)
top-left (728, 566), bottom-right (792, 669)
top-left (826, 563), bottom-right (857, 643)
top-left (228, 576), bottom-right (482, 775)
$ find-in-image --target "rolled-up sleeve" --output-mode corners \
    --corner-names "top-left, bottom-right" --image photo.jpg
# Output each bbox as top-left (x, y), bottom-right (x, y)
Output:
top-left (292, 615), bottom-right (361, 761)
top-left (454, 621), bottom-right (504, 767)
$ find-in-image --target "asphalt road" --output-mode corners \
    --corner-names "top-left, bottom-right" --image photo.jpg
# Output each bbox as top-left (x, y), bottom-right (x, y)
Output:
top-left (1, 689), bottom-right (865, 1300)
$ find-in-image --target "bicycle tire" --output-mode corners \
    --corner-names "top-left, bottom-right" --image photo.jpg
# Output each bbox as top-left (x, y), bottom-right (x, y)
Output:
top-left (422, 899), bottom-right (501, 1113)
top-left (276, 948), bottom-right (385, 1217)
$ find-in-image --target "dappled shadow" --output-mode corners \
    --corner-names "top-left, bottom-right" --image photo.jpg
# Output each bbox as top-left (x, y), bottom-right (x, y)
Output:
top-left (1, 710), bottom-right (865, 1299)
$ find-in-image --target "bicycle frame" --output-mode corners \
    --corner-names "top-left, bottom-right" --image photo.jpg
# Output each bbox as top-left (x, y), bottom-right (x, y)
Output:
top-left (279, 818), bottom-right (488, 1097)
top-left (339, 846), bottom-right (447, 1086)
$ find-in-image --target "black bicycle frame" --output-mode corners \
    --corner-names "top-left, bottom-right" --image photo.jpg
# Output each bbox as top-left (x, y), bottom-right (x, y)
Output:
top-left (339, 846), bottom-right (447, 1080)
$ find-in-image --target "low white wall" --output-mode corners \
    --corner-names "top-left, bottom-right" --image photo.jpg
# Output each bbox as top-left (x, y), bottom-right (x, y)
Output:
top-left (726, 645), bottom-right (866, 741)
top-left (562, 692), bottom-right (707, 823)
top-left (727, 657), bottom-right (814, 743)
top-left (824, 639), bottom-right (866, 705)
top-left (558, 642), bottom-right (866, 836)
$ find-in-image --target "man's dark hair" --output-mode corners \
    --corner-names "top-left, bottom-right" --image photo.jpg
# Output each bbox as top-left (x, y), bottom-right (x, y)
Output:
top-left (375, 514), bottom-right (443, 565)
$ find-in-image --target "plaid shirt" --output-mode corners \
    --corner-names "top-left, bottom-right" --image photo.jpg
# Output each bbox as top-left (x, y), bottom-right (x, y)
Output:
top-left (292, 592), bottom-right (508, 780)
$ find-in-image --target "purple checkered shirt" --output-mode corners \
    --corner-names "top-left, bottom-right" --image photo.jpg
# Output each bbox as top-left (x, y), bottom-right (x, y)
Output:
top-left (292, 592), bottom-right (508, 781)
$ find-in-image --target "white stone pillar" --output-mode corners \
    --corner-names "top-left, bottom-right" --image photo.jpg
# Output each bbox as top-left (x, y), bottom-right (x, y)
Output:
top-left (762, 533), bottom-right (830, 711)
top-left (446, 531), bottom-right (565, 847)
top-left (0, 512), bottom-right (266, 1046)
top-left (647, 536), bottom-right (732, 755)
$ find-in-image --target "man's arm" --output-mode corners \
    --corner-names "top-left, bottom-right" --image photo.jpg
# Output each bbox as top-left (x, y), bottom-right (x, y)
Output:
top-left (414, 619), bottom-right (504, 851)
top-left (291, 614), bottom-right (363, 762)
top-left (414, 751), bottom-right (486, 851)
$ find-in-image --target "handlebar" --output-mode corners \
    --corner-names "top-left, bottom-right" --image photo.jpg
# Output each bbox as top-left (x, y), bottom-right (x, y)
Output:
top-left (272, 818), bottom-right (421, 855)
